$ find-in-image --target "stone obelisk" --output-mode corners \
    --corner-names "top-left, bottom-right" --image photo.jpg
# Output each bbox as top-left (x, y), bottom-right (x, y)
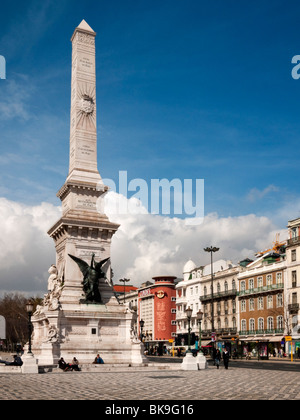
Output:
top-left (31, 21), bottom-right (147, 366)
top-left (48, 20), bottom-right (119, 305)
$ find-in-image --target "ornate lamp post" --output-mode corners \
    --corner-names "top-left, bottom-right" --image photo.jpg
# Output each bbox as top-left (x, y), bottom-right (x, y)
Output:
top-left (140, 319), bottom-right (145, 342)
top-left (197, 310), bottom-right (203, 353)
top-left (204, 246), bottom-right (219, 340)
top-left (25, 300), bottom-right (34, 354)
top-left (119, 278), bottom-right (130, 303)
top-left (185, 306), bottom-right (193, 353)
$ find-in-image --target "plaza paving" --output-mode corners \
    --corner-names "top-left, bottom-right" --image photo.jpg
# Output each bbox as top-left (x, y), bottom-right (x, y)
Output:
top-left (1, 360), bottom-right (300, 400)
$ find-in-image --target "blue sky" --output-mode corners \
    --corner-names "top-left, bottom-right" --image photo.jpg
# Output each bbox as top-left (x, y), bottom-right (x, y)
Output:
top-left (2, 1), bottom-right (300, 294)
top-left (1, 0), bottom-right (300, 222)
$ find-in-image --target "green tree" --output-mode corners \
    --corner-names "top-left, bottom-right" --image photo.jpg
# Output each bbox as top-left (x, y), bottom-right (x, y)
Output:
top-left (0, 293), bottom-right (42, 350)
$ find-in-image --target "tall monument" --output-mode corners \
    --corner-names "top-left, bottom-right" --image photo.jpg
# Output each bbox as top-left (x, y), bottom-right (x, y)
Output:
top-left (47, 19), bottom-right (119, 306)
top-left (30, 20), bottom-right (146, 366)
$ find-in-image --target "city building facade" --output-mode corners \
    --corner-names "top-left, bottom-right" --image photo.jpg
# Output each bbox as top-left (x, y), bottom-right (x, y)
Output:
top-left (237, 250), bottom-right (286, 358)
top-left (138, 276), bottom-right (177, 353)
top-left (286, 218), bottom-right (300, 355)
top-left (176, 259), bottom-right (240, 353)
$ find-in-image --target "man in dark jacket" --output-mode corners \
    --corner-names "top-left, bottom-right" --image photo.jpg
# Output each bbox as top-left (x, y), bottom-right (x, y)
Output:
top-left (0, 355), bottom-right (23, 366)
top-left (223, 349), bottom-right (230, 369)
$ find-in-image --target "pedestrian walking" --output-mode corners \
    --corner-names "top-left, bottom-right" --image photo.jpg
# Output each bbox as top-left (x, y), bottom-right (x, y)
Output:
top-left (212, 347), bottom-right (216, 366)
top-left (223, 349), bottom-right (230, 370)
top-left (215, 349), bottom-right (221, 369)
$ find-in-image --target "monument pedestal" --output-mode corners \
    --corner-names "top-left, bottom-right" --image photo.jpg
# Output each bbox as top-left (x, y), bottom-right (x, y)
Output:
top-left (21, 352), bottom-right (39, 374)
top-left (181, 352), bottom-right (199, 371)
top-left (196, 352), bottom-right (208, 370)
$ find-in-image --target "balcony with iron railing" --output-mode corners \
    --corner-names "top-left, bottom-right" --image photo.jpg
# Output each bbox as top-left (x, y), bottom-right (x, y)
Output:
top-left (239, 329), bottom-right (284, 336)
top-left (201, 328), bottom-right (238, 337)
top-left (200, 288), bottom-right (238, 302)
top-left (237, 283), bottom-right (284, 297)
top-left (288, 303), bottom-right (299, 313)
top-left (287, 235), bottom-right (300, 247)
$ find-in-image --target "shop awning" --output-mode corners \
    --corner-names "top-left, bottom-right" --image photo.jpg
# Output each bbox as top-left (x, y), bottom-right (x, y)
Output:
top-left (200, 340), bottom-right (212, 346)
top-left (266, 336), bottom-right (282, 342)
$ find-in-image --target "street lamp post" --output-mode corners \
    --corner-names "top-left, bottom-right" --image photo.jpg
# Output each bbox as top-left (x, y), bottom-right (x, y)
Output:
top-left (185, 307), bottom-right (193, 353)
top-left (204, 246), bottom-right (219, 340)
top-left (197, 310), bottom-right (203, 354)
top-left (25, 300), bottom-right (34, 354)
top-left (140, 319), bottom-right (145, 342)
top-left (181, 306), bottom-right (200, 370)
top-left (119, 278), bottom-right (130, 304)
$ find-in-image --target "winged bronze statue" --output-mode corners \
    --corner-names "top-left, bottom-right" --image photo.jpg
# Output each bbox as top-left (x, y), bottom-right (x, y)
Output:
top-left (68, 253), bottom-right (110, 303)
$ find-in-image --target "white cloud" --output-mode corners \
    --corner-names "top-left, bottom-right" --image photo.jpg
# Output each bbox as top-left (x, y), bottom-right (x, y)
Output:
top-left (0, 198), bottom-right (60, 296)
top-left (0, 192), bottom-right (292, 295)
top-left (246, 184), bottom-right (279, 202)
top-left (0, 76), bottom-right (33, 121)
top-left (106, 192), bottom-right (286, 286)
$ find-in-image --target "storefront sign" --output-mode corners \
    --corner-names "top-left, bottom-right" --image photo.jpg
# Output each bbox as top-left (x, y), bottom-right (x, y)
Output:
top-left (139, 288), bottom-right (152, 298)
top-left (285, 336), bottom-right (292, 342)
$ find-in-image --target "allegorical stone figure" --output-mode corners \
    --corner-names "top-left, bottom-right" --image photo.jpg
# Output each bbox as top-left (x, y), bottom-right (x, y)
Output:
top-left (68, 253), bottom-right (110, 303)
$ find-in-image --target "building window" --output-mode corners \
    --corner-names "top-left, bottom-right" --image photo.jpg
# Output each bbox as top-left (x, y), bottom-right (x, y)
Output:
top-left (291, 249), bottom-right (297, 262)
top-left (292, 227), bottom-right (298, 238)
top-left (277, 315), bottom-right (283, 330)
top-left (277, 293), bottom-right (283, 307)
top-left (292, 292), bottom-right (297, 304)
top-left (258, 318), bottom-right (264, 331)
top-left (241, 281), bottom-right (246, 292)
top-left (217, 283), bottom-right (221, 293)
top-left (232, 317), bottom-right (236, 328)
top-left (258, 277), bottom-right (263, 289)
top-left (204, 286), bottom-right (207, 297)
top-left (258, 297), bottom-right (264, 310)
top-left (225, 317), bottom-right (229, 328)
top-left (267, 295), bottom-right (273, 309)
top-left (195, 286), bottom-right (198, 295)
top-left (171, 309), bottom-right (176, 313)
top-left (249, 298), bottom-right (255, 311)
top-left (171, 297), bottom-right (176, 302)
top-left (267, 274), bottom-right (272, 287)
top-left (232, 279), bottom-right (236, 290)
top-left (232, 300), bottom-right (236, 313)
top-left (241, 300), bottom-right (246, 312)
top-left (249, 318), bottom-right (255, 332)
top-left (292, 271), bottom-right (297, 288)
top-left (190, 287), bottom-right (193, 295)
top-left (224, 300), bottom-right (228, 314)
top-left (267, 317), bottom-right (274, 331)
top-left (276, 272), bottom-right (282, 285)
top-left (224, 281), bottom-right (228, 292)
top-left (241, 319), bottom-right (247, 332)
top-left (249, 278), bottom-right (254, 290)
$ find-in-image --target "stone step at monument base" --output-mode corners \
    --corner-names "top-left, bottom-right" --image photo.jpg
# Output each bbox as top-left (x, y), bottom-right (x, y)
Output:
top-left (38, 363), bottom-right (181, 373)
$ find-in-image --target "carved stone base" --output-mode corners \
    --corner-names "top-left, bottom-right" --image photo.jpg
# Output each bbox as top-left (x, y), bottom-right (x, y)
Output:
top-left (21, 352), bottom-right (39, 374)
